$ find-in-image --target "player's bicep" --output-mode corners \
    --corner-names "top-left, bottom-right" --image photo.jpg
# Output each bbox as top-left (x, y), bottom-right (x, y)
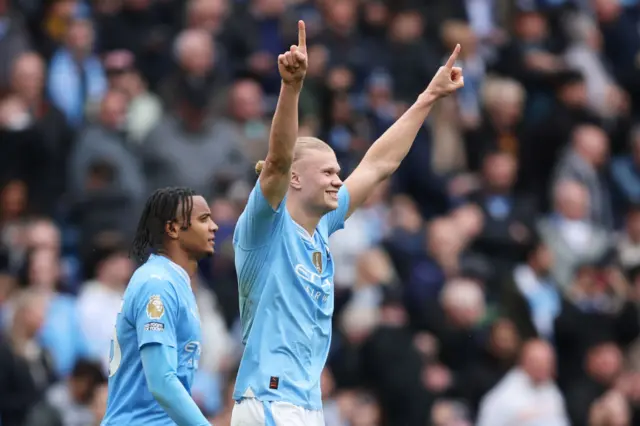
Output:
top-left (322, 185), bottom-right (351, 236)
top-left (134, 280), bottom-right (179, 349)
top-left (343, 164), bottom-right (383, 219)
top-left (259, 161), bottom-right (290, 210)
top-left (235, 178), bottom-right (285, 250)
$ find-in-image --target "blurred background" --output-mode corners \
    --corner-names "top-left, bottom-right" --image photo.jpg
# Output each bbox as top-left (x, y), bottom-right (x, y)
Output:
top-left (3, 0), bottom-right (640, 424)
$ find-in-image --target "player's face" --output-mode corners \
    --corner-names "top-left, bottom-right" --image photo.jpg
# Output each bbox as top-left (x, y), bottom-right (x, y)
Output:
top-left (178, 195), bottom-right (218, 259)
top-left (296, 150), bottom-right (342, 214)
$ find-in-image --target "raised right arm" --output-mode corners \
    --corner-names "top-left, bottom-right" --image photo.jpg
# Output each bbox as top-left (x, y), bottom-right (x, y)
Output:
top-left (259, 20), bottom-right (308, 210)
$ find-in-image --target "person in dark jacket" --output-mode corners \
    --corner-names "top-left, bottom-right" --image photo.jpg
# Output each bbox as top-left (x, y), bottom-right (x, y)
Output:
top-left (0, 333), bottom-right (40, 426)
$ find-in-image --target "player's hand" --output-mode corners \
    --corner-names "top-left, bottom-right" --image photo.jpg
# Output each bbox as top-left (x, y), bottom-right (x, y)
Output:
top-left (423, 44), bottom-right (464, 100)
top-left (278, 20), bottom-right (308, 88)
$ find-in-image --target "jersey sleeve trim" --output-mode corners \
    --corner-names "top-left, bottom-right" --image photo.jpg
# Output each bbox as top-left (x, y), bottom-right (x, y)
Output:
top-left (234, 179), bottom-right (287, 251)
top-left (256, 178), bottom-right (287, 214)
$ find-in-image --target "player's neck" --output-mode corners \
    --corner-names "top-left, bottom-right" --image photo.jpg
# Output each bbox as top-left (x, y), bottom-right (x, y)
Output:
top-left (159, 249), bottom-right (198, 282)
top-left (286, 198), bottom-right (321, 236)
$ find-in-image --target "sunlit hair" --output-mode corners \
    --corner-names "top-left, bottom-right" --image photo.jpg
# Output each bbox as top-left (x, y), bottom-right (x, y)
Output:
top-left (11, 289), bottom-right (47, 345)
top-left (439, 278), bottom-right (484, 310)
top-left (553, 179), bottom-right (587, 205)
top-left (255, 137), bottom-right (332, 174)
top-left (481, 76), bottom-right (526, 109)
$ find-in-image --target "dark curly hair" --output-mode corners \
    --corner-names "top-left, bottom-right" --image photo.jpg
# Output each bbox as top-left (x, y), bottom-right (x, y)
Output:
top-left (131, 187), bottom-right (195, 262)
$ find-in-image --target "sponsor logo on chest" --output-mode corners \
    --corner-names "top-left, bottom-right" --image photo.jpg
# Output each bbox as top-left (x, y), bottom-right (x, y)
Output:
top-left (295, 263), bottom-right (331, 305)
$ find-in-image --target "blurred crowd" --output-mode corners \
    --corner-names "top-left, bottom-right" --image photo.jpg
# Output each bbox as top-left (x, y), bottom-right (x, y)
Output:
top-left (3, 0), bottom-right (640, 425)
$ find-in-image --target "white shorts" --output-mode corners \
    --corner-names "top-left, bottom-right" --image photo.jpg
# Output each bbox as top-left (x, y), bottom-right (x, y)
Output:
top-left (230, 398), bottom-right (325, 426)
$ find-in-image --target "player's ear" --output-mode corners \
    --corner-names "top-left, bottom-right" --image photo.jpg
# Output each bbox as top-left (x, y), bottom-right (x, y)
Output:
top-left (290, 170), bottom-right (302, 190)
top-left (165, 221), bottom-right (179, 240)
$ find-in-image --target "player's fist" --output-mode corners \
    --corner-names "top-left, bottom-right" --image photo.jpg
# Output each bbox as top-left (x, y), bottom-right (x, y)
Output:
top-left (278, 20), bottom-right (308, 87)
top-left (423, 44), bottom-right (464, 99)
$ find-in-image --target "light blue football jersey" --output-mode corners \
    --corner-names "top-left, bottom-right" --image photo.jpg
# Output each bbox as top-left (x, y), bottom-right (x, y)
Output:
top-left (102, 254), bottom-right (202, 425)
top-left (233, 180), bottom-right (350, 410)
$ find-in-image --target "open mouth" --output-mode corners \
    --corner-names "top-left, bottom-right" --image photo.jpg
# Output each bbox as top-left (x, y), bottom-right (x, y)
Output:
top-left (326, 191), bottom-right (338, 200)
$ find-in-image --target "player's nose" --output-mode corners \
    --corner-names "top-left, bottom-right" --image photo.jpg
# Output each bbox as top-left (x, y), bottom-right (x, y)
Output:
top-left (332, 177), bottom-right (343, 188)
top-left (209, 219), bottom-right (219, 233)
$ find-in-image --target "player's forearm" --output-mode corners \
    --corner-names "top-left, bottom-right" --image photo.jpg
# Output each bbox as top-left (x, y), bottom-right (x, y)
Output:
top-left (361, 92), bottom-right (438, 179)
top-left (141, 344), bottom-right (210, 426)
top-left (151, 374), bottom-right (209, 426)
top-left (265, 82), bottom-right (301, 172)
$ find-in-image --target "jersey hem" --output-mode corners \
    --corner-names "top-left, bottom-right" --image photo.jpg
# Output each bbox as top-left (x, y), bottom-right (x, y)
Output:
top-left (233, 395), bottom-right (322, 411)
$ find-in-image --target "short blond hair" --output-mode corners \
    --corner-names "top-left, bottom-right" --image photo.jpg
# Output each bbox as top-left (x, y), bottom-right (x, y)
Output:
top-left (255, 137), bottom-right (332, 174)
top-left (441, 20), bottom-right (474, 50)
top-left (481, 76), bottom-right (526, 108)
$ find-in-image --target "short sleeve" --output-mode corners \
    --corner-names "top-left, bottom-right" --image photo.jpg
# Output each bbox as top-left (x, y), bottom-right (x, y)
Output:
top-left (233, 179), bottom-right (285, 250)
top-left (321, 185), bottom-right (351, 236)
top-left (133, 279), bottom-right (179, 349)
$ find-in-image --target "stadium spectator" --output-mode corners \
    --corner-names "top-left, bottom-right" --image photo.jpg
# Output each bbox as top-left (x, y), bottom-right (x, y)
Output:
top-left (476, 339), bottom-right (569, 426)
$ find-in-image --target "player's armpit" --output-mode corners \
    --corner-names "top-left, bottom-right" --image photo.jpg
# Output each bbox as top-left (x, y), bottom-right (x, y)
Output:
top-left (140, 344), bottom-right (210, 426)
top-left (134, 279), bottom-right (179, 350)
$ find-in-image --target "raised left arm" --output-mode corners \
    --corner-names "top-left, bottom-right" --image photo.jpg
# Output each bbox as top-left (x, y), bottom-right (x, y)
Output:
top-left (344, 44), bottom-right (464, 219)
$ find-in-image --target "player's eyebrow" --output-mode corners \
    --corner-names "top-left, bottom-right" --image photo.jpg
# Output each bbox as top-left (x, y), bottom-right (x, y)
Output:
top-left (197, 212), bottom-right (211, 220)
top-left (323, 166), bottom-right (341, 174)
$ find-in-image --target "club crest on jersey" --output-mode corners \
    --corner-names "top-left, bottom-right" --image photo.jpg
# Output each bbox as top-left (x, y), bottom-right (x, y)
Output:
top-left (312, 251), bottom-right (322, 274)
top-left (146, 295), bottom-right (165, 320)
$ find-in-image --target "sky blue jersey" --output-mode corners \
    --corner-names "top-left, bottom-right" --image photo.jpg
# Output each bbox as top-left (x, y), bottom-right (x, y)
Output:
top-left (102, 254), bottom-right (202, 425)
top-left (233, 180), bottom-right (350, 410)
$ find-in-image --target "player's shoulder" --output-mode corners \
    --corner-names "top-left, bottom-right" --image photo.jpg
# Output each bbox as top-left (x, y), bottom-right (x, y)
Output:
top-left (124, 263), bottom-right (181, 322)
top-left (234, 207), bottom-right (288, 247)
top-left (130, 261), bottom-right (174, 284)
top-left (127, 262), bottom-right (180, 299)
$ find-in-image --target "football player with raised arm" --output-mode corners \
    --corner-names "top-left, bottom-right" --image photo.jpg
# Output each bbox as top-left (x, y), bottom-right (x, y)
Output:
top-left (232, 20), bottom-right (465, 426)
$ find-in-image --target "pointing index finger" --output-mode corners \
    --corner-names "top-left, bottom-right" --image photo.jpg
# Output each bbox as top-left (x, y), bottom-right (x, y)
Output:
top-left (298, 20), bottom-right (306, 50)
top-left (445, 44), bottom-right (461, 69)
